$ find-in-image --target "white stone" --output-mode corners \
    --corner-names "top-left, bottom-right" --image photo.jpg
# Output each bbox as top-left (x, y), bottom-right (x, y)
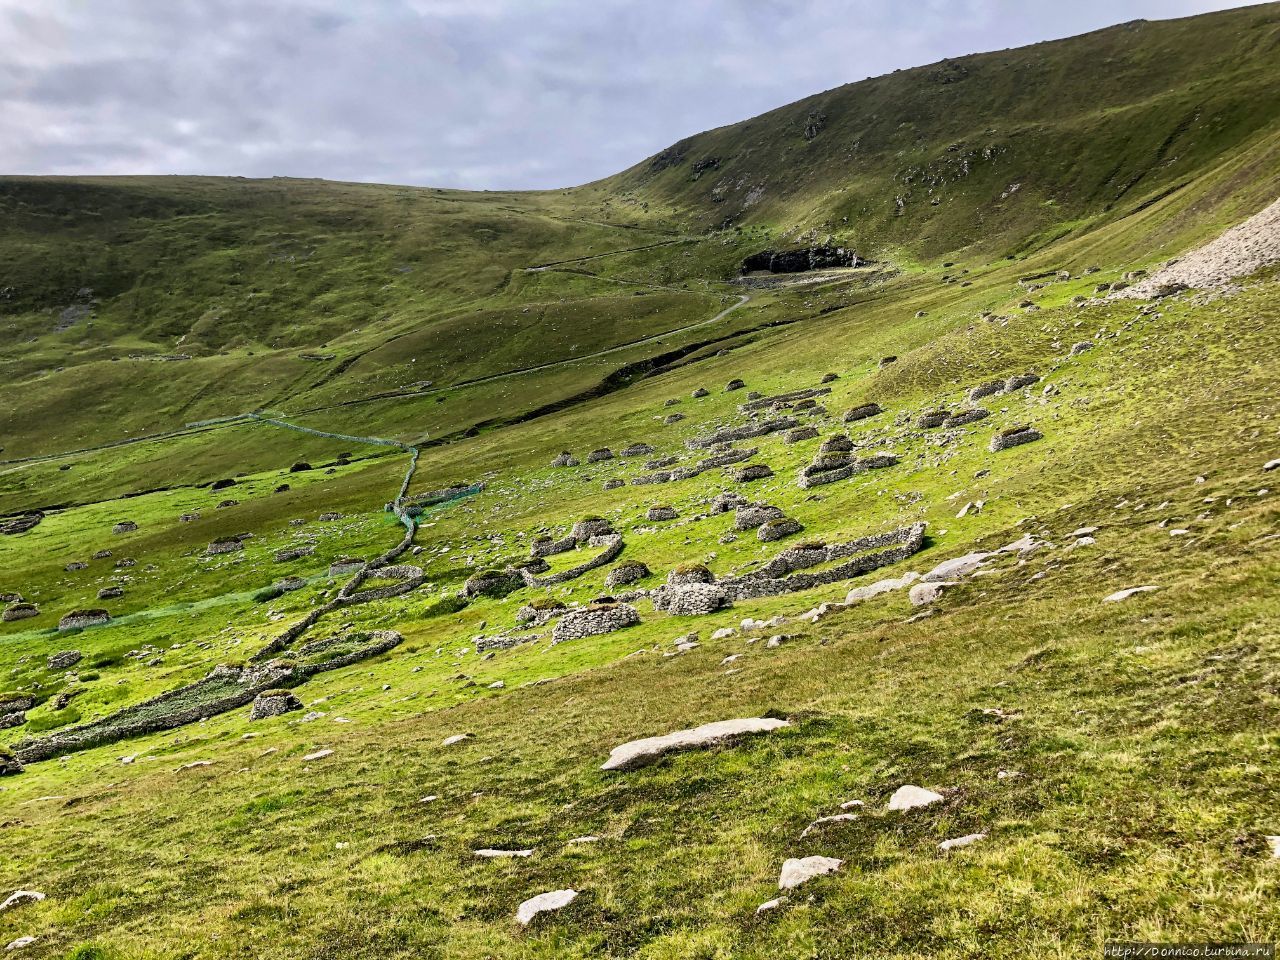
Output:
top-left (488, 680), bottom-right (505, 689)
top-left (5, 937), bottom-right (36, 951)
top-left (419, 795), bottom-right (438, 803)
top-left (601, 717), bottom-right (790, 771)
top-left (1265, 459), bottom-right (1280, 472)
top-left (997, 534), bottom-right (1045, 554)
top-left (909, 581), bottom-right (954, 606)
top-left (442, 734), bottom-right (471, 746)
top-left (1103, 586), bottom-right (1160, 603)
top-left (839, 799), bottom-right (865, 810)
top-left (778, 855), bottom-right (843, 890)
top-left (741, 618), bottom-right (767, 630)
top-left (475, 848), bottom-right (533, 858)
top-left (923, 552), bottom-right (990, 582)
top-left (720, 654), bottom-right (743, 665)
top-left (887, 784), bottom-right (944, 811)
top-left (567, 835), bottom-right (600, 844)
top-left (1169, 529), bottom-right (1189, 536)
top-left (516, 889), bottom-right (578, 925)
top-left (756, 897), bottom-right (786, 914)
top-left (303, 748), bottom-right (333, 761)
top-left (176, 760), bottom-right (214, 771)
top-left (845, 572), bottom-right (919, 604)
top-left (1071, 536), bottom-right (1096, 547)
top-left (799, 813), bottom-right (857, 838)
top-left (711, 627), bottom-right (736, 640)
top-left (0, 891), bottom-right (44, 913)
top-left (1071, 527), bottom-right (1099, 536)
top-left (765, 635), bottom-right (784, 649)
top-left (939, 832), bottom-right (986, 851)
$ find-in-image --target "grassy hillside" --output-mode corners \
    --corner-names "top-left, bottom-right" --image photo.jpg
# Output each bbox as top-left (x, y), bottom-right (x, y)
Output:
top-left (0, 4), bottom-right (1278, 958)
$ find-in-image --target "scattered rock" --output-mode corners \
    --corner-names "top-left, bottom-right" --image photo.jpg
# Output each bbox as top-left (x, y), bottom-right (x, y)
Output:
top-left (1103, 585), bottom-right (1160, 602)
top-left (601, 717), bottom-right (790, 771)
top-left (778, 856), bottom-right (843, 890)
top-left (0, 891), bottom-right (44, 913)
top-left (886, 784), bottom-right (944, 811)
top-left (939, 833), bottom-right (986, 851)
top-left (302, 748), bottom-right (333, 762)
top-left (475, 848), bottom-right (533, 858)
top-left (516, 889), bottom-right (578, 926)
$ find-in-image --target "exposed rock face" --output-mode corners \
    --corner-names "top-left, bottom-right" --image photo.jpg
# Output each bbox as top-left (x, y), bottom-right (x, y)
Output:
top-left (602, 717), bottom-right (790, 771)
top-left (741, 246), bottom-right (862, 274)
top-left (990, 425), bottom-right (1043, 451)
top-left (606, 560), bottom-right (651, 588)
top-left (844, 403), bottom-right (883, 423)
top-left (551, 451), bottom-right (579, 467)
top-left (58, 609), bottom-right (109, 631)
top-left (845, 573), bottom-right (921, 603)
top-left (647, 506), bottom-right (678, 522)
top-left (551, 603), bottom-right (640, 643)
top-left (47, 649), bottom-right (84, 669)
top-left (112, 520), bottom-right (138, 534)
top-left (758, 517), bottom-right (803, 542)
top-left (206, 538), bottom-right (244, 555)
top-left (651, 582), bottom-right (730, 615)
top-left (1, 603), bottom-right (38, 622)
top-left (249, 690), bottom-right (303, 720)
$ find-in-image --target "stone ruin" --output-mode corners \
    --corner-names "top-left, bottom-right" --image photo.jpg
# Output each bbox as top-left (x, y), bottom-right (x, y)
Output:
top-left (730, 464), bottom-right (774, 482)
top-left (844, 403), bottom-right (884, 423)
top-left (917, 409), bottom-right (950, 429)
top-left (944, 408), bottom-right (990, 428)
top-left (620, 442), bottom-right (655, 458)
top-left (821, 373), bottom-right (839, 383)
top-left (572, 518), bottom-right (615, 541)
top-left (647, 506), bottom-right (678, 522)
top-left (739, 387), bottom-right (832, 413)
top-left (969, 373), bottom-right (1039, 402)
top-left (734, 503), bottom-right (784, 531)
top-left (687, 417), bottom-right (797, 449)
top-left (724, 379), bottom-right (746, 392)
top-left (551, 451), bottom-right (580, 467)
top-left (798, 449), bottom-right (899, 489)
top-left (249, 689), bottom-right (303, 720)
top-left (57, 610), bottom-right (109, 631)
top-left (785, 426), bottom-right (820, 444)
top-left (206, 537), bottom-right (244, 555)
top-left (462, 569), bottom-right (523, 598)
top-left (328, 557), bottom-right (364, 576)
top-left (0, 512), bottom-right (43, 536)
top-left (519, 534), bottom-right (625, 588)
top-left (275, 545), bottom-right (315, 563)
top-left (65, 561), bottom-right (88, 571)
top-left (515, 598), bottom-right (567, 626)
top-left (587, 448), bottom-right (614, 463)
top-left (2, 603), bottom-right (38, 622)
top-left (604, 479), bottom-right (625, 490)
top-left (654, 522), bottom-right (927, 615)
top-left (709, 491), bottom-right (746, 514)
top-left (990, 425), bottom-right (1043, 452)
top-left (551, 603), bottom-right (640, 642)
top-left (97, 586), bottom-right (124, 600)
top-left (758, 517), bottom-right (804, 542)
top-left (663, 414), bottom-right (685, 425)
top-left (112, 520), bottom-right (138, 535)
top-left (47, 649), bottom-right (83, 669)
top-left (606, 560), bottom-right (651, 588)
top-left (92, 549), bottom-right (112, 560)
top-left (692, 388), bottom-right (710, 398)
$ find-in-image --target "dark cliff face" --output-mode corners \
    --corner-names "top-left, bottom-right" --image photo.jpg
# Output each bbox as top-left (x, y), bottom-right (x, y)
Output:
top-left (741, 245), bottom-right (864, 274)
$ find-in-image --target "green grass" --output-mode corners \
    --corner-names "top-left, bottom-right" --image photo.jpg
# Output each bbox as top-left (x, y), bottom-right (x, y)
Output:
top-left (0, 5), bottom-right (1279, 956)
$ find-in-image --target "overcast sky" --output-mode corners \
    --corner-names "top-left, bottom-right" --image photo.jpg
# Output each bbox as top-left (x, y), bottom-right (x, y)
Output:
top-left (0, 0), bottom-right (1257, 190)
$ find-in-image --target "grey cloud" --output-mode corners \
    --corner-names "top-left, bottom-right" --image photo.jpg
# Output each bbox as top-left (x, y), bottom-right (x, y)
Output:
top-left (0, 0), bottom-right (1255, 189)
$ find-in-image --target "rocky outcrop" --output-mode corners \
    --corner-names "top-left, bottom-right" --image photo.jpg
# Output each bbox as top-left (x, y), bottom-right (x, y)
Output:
top-left (551, 603), bottom-right (640, 642)
top-left (57, 609), bottom-right (109, 631)
top-left (990, 425), bottom-right (1043, 451)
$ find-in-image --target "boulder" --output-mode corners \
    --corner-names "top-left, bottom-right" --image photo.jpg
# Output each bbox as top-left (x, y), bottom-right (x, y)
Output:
top-left (909, 581), bottom-right (953, 606)
top-left (886, 784), bottom-right (944, 811)
top-left (845, 572), bottom-right (920, 603)
top-left (778, 856), bottom-right (843, 890)
top-left (923, 552), bottom-right (991, 582)
top-left (0, 890), bottom-right (44, 913)
top-left (601, 717), bottom-right (790, 771)
top-left (1069, 341), bottom-right (1094, 356)
top-left (939, 833), bottom-right (986, 851)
